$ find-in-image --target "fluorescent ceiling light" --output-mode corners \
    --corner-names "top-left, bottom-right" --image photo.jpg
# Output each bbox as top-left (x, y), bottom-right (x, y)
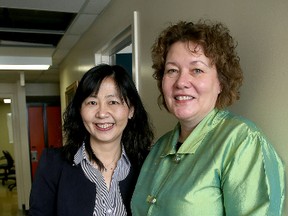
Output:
top-left (3, 99), bottom-right (11, 104)
top-left (0, 56), bottom-right (52, 70)
top-left (0, 65), bottom-right (50, 70)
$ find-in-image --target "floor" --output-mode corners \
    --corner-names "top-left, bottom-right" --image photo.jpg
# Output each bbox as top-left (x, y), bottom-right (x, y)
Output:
top-left (0, 180), bottom-right (27, 216)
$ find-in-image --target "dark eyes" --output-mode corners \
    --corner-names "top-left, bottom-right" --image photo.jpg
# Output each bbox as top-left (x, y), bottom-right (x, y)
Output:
top-left (164, 69), bottom-right (178, 78)
top-left (166, 69), bottom-right (178, 74)
top-left (86, 100), bottom-right (120, 105)
top-left (109, 100), bottom-right (120, 105)
top-left (164, 68), bottom-right (203, 77)
top-left (87, 101), bottom-right (97, 105)
top-left (194, 68), bottom-right (203, 74)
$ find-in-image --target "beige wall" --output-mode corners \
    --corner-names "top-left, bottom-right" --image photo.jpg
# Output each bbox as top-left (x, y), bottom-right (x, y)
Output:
top-left (0, 103), bottom-right (14, 157)
top-left (59, 0), bottom-right (288, 214)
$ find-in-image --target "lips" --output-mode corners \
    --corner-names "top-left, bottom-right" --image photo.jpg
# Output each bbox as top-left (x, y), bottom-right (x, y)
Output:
top-left (175, 95), bottom-right (195, 100)
top-left (95, 123), bottom-right (114, 130)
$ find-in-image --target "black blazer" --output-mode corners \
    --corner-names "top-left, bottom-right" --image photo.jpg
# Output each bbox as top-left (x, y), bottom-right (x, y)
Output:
top-left (29, 148), bottom-right (141, 216)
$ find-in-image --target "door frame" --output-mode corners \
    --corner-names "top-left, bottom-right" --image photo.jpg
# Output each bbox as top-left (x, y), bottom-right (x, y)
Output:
top-left (0, 82), bottom-right (31, 210)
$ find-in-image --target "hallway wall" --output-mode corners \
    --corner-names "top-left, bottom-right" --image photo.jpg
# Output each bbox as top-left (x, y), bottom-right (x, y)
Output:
top-left (59, 0), bottom-right (288, 214)
top-left (0, 103), bottom-right (12, 154)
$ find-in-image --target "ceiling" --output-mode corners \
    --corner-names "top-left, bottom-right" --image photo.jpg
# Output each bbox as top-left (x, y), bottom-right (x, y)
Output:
top-left (0, 0), bottom-right (111, 83)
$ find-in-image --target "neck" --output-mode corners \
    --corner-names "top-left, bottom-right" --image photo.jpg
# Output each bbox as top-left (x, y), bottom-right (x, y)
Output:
top-left (179, 118), bottom-right (202, 142)
top-left (91, 143), bottom-right (121, 168)
top-left (179, 126), bottom-right (195, 143)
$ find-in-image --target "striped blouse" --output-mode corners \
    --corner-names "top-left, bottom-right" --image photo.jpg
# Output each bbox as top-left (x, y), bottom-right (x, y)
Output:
top-left (74, 143), bottom-right (131, 216)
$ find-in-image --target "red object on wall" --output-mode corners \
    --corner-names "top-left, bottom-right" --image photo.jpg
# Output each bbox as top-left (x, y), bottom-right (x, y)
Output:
top-left (28, 106), bottom-right (45, 179)
top-left (46, 106), bottom-right (62, 148)
top-left (28, 105), bottom-right (62, 180)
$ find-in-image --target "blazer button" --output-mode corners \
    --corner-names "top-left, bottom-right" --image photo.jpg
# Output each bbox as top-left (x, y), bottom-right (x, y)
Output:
top-left (174, 154), bottom-right (181, 163)
top-left (146, 195), bottom-right (157, 204)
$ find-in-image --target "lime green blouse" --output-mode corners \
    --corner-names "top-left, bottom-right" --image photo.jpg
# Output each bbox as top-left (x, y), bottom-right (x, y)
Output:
top-left (131, 109), bottom-right (285, 216)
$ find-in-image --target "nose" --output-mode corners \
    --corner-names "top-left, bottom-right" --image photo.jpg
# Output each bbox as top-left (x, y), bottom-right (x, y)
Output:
top-left (175, 71), bottom-right (191, 89)
top-left (95, 103), bottom-right (108, 118)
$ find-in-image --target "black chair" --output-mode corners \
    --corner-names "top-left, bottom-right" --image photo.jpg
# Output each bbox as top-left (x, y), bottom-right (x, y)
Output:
top-left (7, 169), bottom-right (16, 191)
top-left (0, 152), bottom-right (10, 185)
top-left (0, 151), bottom-right (16, 190)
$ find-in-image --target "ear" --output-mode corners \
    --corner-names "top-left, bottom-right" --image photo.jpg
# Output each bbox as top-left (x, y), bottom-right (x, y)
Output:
top-left (128, 106), bottom-right (134, 119)
top-left (217, 81), bottom-right (222, 94)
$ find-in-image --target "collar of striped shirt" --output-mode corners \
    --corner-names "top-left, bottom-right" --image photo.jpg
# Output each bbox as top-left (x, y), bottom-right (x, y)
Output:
top-left (74, 141), bottom-right (131, 215)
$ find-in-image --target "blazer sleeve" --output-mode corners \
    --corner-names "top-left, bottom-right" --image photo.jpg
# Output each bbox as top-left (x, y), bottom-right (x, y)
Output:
top-left (29, 148), bottom-right (65, 216)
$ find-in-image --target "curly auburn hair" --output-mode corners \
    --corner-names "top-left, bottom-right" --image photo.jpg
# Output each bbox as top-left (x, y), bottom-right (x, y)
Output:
top-left (151, 19), bottom-right (243, 110)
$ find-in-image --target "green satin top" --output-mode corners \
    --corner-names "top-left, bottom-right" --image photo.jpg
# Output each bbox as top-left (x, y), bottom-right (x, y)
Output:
top-left (131, 109), bottom-right (285, 216)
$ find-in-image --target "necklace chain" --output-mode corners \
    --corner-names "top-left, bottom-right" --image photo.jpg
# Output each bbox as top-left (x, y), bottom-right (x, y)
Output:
top-left (103, 153), bottom-right (118, 172)
top-left (92, 148), bottom-right (120, 172)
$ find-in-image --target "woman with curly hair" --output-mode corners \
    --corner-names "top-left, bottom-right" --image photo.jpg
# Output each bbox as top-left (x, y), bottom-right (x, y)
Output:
top-left (29, 64), bottom-right (154, 216)
top-left (131, 20), bottom-right (284, 215)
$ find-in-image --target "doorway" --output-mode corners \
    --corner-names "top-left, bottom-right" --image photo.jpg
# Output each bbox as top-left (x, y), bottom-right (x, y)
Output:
top-left (95, 11), bottom-right (140, 90)
top-left (95, 27), bottom-right (133, 80)
top-left (26, 96), bottom-right (62, 180)
top-left (0, 96), bottom-right (23, 214)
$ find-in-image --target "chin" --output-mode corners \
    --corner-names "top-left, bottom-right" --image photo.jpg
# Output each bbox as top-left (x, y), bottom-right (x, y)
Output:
top-left (173, 108), bottom-right (195, 117)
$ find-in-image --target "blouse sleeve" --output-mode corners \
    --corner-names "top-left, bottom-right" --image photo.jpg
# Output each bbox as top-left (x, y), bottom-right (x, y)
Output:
top-left (222, 133), bottom-right (285, 216)
top-left (29, 148), bottom-right (64, 216)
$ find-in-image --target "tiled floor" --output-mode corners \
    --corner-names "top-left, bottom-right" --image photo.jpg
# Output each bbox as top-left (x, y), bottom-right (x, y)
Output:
top-left (0, 180), bottom-right (27, 216)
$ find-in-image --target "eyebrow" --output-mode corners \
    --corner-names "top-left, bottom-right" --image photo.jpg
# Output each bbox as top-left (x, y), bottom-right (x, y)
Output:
top-left (190, 60), bottom-right (209, 67)
top-left (89, 92), bottom-right (118, 98)
top-left (165, 60), bottom-right (210, 67)
top-left (105, 94), bottom-right (119, 99)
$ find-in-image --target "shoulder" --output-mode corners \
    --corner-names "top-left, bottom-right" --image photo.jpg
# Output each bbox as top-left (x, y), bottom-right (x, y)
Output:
top-left (215, 110), bottom-right (264, 136)
top-left (156, 131), bottom-right (174, 143)
top-left (149, 130), bottom-right (173, 153)
top-left (212, 111), bottom-right (275, 162)
top-left (214, 110), bottom-right (281, 160)
top-left (36, 148), bottom-right (67, 178)
top-left (155, 124), bottom-right (180, 145)
top-left (39, 148), bottom-right (65, 165)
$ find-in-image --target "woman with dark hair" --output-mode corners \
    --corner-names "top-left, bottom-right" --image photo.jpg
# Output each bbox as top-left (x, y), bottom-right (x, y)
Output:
top-left (131, 20), bottom-right (285, 215)
top-left (29, 64), bottom-right (154, 216)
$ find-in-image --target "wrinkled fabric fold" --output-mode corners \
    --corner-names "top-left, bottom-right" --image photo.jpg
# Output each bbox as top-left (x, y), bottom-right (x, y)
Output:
top-left (131, 109), bottom-right (285, 216)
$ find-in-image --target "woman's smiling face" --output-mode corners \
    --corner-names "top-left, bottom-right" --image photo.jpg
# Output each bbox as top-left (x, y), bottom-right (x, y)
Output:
top-left (162, 41), bottom-right (221, 127)
top-left (80, 76), bottom-right (134, 146)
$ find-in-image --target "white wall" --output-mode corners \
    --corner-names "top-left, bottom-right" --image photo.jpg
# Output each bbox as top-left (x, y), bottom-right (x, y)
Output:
top-left (60, 0), bottom-right (288, 214)
top-left (0, 103), bottom-right (13, 154)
